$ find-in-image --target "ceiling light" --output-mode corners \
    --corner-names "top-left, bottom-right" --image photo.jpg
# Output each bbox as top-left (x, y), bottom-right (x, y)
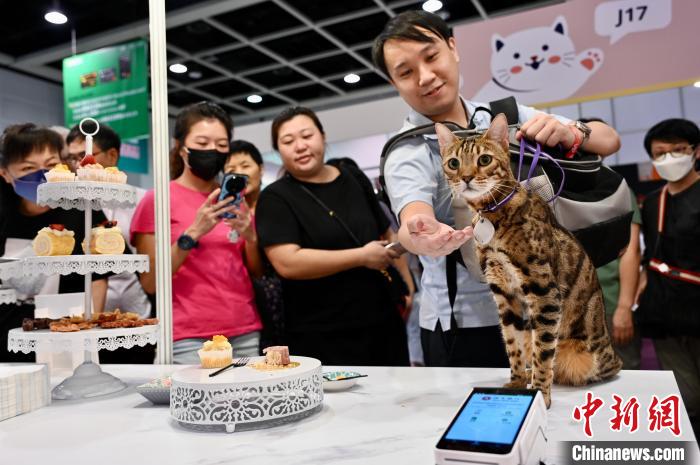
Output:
top-left (422, 0), bottom-right (443, 13)
top-left (44, 11), bottom-right (68, 24)
top-left (188, 70), bottom-right (203, 79)
top-left (169, 63), bottom-right (188, 74)
top-left (343, 73), bottom-right (361, 84)
top-left (694, 81), bottom-right (700, 88)
top-left (247, 94), bottom-right (263, 104)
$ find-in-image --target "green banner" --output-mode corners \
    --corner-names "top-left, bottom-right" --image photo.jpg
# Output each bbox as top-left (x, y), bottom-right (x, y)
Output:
top-left (63, 40), bottom-right (149, 174)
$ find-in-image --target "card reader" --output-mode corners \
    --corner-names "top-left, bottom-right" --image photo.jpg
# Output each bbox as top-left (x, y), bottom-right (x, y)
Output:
top-left (435, 387), bottom-right (547, 465)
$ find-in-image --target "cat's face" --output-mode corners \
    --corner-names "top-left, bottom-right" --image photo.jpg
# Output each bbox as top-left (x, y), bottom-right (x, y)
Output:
top-left (490, 16), bottom-right (575, 92)
top-left (437, 114), bottom-right (513, 207)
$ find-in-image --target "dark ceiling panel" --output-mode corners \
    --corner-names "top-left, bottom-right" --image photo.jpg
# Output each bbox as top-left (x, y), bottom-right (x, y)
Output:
top-left (196, 79), bottom-right (255, 98)
top-left (168, 89), bottom-right (206, 107)
top-left (280, 84), bottom-right (337, 102)
top-left (0, 0), bottom-right (147, 57)
top-left (232, 94), bottom-right (288, 110)
top-left (390, 0), bottom-right (480, 22)
top-left (329, 71), bottom-right (388, 91)
top-left (213, 1), bottom-right (303, 38)
top-left (167, 20), bottom-right (238, 53)
top-left (323, 12), bottom-right (390, 47)
top-left (260, 30), bottom-right (335, 60)
top-left (285, 0), bottom-right (377, 22)
top-left (213, 47), bottom-right (277, 74)
top-left (168, 61), bottom-right (221, 83)
top-left (298, 53), bottom-right (365, 77)
top-left (354, 47), bottom-right (374, 65)
top-left (246, 67), bottom-right (310, 88)
top-left (220, 103), bottom-right (246, 116)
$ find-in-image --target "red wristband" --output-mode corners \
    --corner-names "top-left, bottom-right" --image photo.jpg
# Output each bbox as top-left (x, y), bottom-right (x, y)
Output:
top-left (564, 125), bottom-right (582, 159)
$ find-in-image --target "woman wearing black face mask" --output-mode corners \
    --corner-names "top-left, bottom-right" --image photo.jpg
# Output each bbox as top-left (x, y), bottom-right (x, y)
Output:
top-left (131, 102), bottom-right (264, 364)
top-left (0, 124), bottom-right (110, 362)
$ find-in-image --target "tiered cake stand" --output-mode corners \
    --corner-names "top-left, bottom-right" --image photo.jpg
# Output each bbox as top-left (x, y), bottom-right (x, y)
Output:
top-left (0, 288), bottom-right (17, 305)
top-left (2, 180), bottom-right (154, 400)
top-left (171, 356), bottom-right (323, 433)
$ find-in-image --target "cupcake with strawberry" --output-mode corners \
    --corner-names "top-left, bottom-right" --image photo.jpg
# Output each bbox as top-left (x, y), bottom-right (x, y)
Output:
top-left (76, 154), bottom-right (106, 182)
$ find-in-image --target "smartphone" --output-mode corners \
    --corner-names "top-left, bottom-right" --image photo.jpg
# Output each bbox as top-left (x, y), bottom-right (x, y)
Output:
top-left (218, 173), bottom-right (248, 219)
top-left (385, 241), bottom-right (407, 255)
top-left (436, 387), bottom-right (538, 455)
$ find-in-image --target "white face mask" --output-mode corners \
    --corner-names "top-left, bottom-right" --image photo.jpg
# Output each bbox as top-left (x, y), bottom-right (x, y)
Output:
top-left (652, 152), bottom-right (696, 182)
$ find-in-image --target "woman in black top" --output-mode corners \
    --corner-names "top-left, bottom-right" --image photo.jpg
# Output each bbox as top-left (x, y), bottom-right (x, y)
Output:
top-left (256, 107), bottom-right (410, 366)
top-left (0, 124), bottom-right (108, 362)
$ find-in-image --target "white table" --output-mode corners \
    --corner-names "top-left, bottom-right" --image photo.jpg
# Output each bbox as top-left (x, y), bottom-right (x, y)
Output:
top-left (0, 365), bottom-right (697, 465)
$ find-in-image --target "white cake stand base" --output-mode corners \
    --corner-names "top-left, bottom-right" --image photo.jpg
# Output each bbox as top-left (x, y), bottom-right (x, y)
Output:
top-left (51, 361), bottom-right (127, 400)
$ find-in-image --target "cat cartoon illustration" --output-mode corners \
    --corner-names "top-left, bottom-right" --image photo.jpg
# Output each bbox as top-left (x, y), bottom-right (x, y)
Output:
top-left (473, 16), bottom-right (603, 105)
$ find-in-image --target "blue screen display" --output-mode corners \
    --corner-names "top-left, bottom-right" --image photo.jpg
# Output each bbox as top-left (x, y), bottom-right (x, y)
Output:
top-left (445, 393), bottom-right (534, 445)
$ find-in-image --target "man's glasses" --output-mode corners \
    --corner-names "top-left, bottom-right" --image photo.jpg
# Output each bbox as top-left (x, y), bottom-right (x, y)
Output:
top-left (651, 145), bottom-right (695, 160)
top-left (63, 150), bottom-right (102, 165)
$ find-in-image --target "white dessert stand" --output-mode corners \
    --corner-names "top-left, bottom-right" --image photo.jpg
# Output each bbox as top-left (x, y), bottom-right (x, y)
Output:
top-left (0, 288), bottom-right (17, 305)
top-left (171, 356), bottom-right (324, 433)
top-left (2, 167), bottom-right (153, 400)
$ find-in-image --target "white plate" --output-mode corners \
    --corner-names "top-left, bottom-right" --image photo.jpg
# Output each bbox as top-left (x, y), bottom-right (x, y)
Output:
top-left (322, 371), bottom-right (364, 392)
top-left (136, 377), bottom-right (171, 404)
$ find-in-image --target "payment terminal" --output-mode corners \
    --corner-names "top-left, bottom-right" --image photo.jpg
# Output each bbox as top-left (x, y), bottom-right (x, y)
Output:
top-left (435, 387), bottom-right (547, 465)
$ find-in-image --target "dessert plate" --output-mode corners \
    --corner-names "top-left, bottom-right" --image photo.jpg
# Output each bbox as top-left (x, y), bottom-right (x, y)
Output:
top-left (322, 371), bottom-right (365, 392)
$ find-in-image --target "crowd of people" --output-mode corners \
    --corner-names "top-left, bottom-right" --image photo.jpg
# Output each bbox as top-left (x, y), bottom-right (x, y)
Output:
top-left (0, 11), bottom-right (697, 437)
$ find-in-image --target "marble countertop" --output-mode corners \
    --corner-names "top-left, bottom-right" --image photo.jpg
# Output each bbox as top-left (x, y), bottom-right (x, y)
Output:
top-left (0, 365), bottom-right (698, 465)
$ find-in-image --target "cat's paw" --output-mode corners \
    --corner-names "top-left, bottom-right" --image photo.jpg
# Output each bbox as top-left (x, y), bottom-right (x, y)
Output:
top-left (504, 378), bottom-right (528, 389)
top-left (532, 385), bottom-right (552, 408)
top-left (578, 48), bottom-right (604, 72)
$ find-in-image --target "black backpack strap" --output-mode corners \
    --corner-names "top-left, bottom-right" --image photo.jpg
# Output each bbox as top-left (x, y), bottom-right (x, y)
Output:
top-left (488, 96), bottom-right (519, 125)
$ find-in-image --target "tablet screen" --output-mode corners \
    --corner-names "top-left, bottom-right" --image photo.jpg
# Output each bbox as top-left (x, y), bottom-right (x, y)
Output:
top-left (438, 388), bottom-right (536, 454)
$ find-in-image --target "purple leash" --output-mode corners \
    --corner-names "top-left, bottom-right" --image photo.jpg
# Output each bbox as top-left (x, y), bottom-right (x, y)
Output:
top-left (483, 138), bottom-right (566, 212)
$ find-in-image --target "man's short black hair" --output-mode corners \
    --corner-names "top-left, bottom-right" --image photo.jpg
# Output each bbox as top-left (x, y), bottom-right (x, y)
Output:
top-left (643, 118), bottom-right (700, 157)
top-left (66, 122), bottom-right (121, 154)
top-left (229, 140), bottom-right (263, 166)
top-left (372, 10), bottom-right (453, 78)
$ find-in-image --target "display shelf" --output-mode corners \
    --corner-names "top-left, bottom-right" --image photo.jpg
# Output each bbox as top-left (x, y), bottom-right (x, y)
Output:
top-left (37, 181), bottom-right (138, 211)
top-left (7, 324), bottom-right (159, 354)
top-left (0, 288), bottom-right (17, 305)
top-left (0, 255), bottom-right (149, 281)
top-left (171, 356), bottom-right (324, 433)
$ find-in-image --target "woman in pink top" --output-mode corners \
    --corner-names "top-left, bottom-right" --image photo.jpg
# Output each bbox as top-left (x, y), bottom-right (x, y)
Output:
top-left (131, 102), bottom-right (262, 363)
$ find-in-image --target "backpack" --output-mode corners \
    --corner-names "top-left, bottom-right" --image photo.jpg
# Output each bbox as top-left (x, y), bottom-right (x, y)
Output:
top-left (378, 97), bottom-right (634, 269)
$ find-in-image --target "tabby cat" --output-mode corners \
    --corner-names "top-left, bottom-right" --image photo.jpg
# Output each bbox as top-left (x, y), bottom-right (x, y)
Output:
top-left (436, 114), bottom-right (621, 408)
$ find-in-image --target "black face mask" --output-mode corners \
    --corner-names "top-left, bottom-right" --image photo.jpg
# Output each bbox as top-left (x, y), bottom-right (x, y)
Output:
top-left (186, 147), bottom-right (227, 180)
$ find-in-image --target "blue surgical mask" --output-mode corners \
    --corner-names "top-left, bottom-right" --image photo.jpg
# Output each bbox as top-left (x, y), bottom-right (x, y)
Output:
top-left (12, 169), bottom-right (47, 203)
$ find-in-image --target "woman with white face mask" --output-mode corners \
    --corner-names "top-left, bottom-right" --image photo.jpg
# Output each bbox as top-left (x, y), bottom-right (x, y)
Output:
top-left (636, 118), bottom-right (700, 439)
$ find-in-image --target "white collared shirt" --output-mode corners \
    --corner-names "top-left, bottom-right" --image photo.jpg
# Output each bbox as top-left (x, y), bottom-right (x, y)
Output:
top-left (384, 98), bottom-right (569, 331)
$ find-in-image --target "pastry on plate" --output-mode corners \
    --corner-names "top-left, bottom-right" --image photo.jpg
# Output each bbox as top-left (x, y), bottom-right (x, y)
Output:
top-left (45, 163), bottom-right (75, 182)
top-left (82, 220), bottom-right (125, 254)
top-left (33, 224), bottom-right (75, 256)
top-left (198, 335), bottom-right (233, 368)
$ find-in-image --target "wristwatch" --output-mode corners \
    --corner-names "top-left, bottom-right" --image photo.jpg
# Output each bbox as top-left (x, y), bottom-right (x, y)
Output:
top-left (177, 234), bottom-right (198, 251)
top-left (573, 120), bottom-right (592, 145)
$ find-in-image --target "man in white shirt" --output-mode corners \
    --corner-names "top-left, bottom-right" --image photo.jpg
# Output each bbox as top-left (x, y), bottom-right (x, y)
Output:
top-left (372, 11), bottom-right (620, 367)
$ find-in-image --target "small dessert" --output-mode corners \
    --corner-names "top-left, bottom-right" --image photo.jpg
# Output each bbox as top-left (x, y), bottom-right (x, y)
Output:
top-left (251, 345), bottom-right (300, 371)
top-left (104, 166), bottom-right (127, 184)
top-left (263, 346), bottom-right (290, 366)
top-left (82, 221), bottom-right (125, 254)
top-left (45, 164), bottom-right (75, 182)
top-left (76, 154), bottom-right (106, 182)
top-left (198, 335), bottom-right (233, 369)
top-left (33, 224), bottom-right (75, 256)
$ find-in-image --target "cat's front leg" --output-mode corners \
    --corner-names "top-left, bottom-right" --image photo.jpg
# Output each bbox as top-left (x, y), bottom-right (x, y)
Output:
top-left (489, 282), bottom-right (529, 389)
top-left (522, 278), bottom-right (562, 409)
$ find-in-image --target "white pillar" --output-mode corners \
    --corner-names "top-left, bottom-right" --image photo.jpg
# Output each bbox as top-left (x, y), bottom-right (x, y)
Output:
top-left (148, 0), bottom-right (173, 363)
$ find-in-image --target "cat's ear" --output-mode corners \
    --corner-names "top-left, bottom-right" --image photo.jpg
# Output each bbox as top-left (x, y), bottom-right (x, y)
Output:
top-left (484, 114), bottom-right (510, 151)
top-left (552, 16), bottom-right (567, 35)
top-left (492, 34), bottom-right (505, 53)
top-left (435, 123), bottom-right (456, 153)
